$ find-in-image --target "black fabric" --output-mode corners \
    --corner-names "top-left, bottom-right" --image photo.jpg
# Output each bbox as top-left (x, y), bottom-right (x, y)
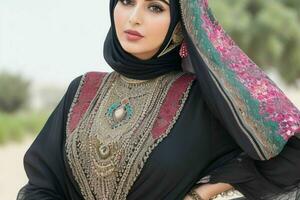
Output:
top-left (16, 0), bottom-right (300, 199)
top-left (207, 136), bottom-right (300, 200)
top-left (17, 75), bottom-right (241, 200)
top-left (126, 80), bottom-right (240, 200)
top-left (103, 0), bottom-right (182, 80)
top-left (180, 26), bottom-right (300, 199)
top-left (17, 76), bottom-right (84, 200)
top-left (17, 75), bottom-right (300, 200)
top-left (182, 27), bottom-right (266, 160)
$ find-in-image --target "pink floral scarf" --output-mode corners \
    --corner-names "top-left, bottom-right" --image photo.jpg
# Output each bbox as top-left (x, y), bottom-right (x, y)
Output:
top-left (180, 0), bottom-right (300, 160)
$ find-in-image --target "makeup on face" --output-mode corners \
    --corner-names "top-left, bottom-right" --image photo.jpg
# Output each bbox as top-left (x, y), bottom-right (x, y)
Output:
top-left (145, 0), bottom-right (170, 6)
top-left (113, 0), bottom-right (172, 59)
top-left (119, 0), bottom-right (170, 42)
top-left (119, 0), bottom-right (169, 14)
top-left (124, 29), bottom-right (144, 41)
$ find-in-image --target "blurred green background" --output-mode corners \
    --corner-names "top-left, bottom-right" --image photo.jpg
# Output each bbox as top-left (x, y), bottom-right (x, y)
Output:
top-left (0, 0), bottom-right (300, 145)
top-left (0, 72), bottom-right (55, 144)
top-left (210, 0), bottom-right (300, 84)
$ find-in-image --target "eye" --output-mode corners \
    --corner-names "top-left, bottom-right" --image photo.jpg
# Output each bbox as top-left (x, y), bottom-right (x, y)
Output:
top-left (149, 4), bottom-right (164, 13)
top-left (119, 0), bottom-right (134, 6)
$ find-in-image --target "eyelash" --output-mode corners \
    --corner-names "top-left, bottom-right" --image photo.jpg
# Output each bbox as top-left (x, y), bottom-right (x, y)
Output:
top-left (119, 0), bottom-right (165, 13)
top-left (149, 4), bottom-right (164, 13)
top-left (119, 0), bottom-right (134, 6)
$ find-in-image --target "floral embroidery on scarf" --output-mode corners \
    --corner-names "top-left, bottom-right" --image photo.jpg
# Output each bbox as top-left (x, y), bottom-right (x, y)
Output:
top-left (180, 0), bottom-right (300, 159)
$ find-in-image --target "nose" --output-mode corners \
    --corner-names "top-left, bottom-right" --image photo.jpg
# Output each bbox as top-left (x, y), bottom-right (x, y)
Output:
top-left (128, 5), bottom-right (143, 25)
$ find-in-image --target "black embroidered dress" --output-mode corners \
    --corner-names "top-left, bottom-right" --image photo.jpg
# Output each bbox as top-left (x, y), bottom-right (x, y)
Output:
top-left (17, 71), bottom-right (300, 200)
top-left (17, 0), bottom-right (300, 199)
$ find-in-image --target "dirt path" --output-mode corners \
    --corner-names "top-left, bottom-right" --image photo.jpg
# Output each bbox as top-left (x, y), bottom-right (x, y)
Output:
top-left (0, 136), bottom-right (34, 200)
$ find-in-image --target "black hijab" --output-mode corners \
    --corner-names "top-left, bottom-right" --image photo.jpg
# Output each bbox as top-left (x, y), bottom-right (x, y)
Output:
top-left (103, 0), bottom-right (182, 80)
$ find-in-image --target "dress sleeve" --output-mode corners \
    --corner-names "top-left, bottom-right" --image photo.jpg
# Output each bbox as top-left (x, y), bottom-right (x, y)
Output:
top-left (16, 76), bottom-right (82, 200)
top-left (203, 136), bottom-right (300, 200)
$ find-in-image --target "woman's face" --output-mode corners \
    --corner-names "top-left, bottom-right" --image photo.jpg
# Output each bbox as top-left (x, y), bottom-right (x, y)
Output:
top-left (114, 0), bottom-right (171, 60)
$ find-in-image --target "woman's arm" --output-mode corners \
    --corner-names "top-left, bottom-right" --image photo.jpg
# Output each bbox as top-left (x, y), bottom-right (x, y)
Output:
top-left (17, 76), bottom-right (82, 200)
top-left (17, 96), bottom-right (68, 200)
top-left (193, 137), bottom-right (300, 200)
top-left (184, 183), bottom-right (234, 200)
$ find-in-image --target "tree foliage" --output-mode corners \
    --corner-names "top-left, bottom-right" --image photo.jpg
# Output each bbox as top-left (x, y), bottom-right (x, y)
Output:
top-left (0, 71), bottom-right (30, 113)
top-left (210, 0), bottom-right (300, 84)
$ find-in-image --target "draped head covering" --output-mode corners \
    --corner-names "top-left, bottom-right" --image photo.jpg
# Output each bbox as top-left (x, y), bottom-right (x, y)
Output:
top-left (103, 0), bottom-right (183, 80)
top-left (179, 0), bottom-right (300, 160)
top-left (104, 0), bottom-right (300, 160)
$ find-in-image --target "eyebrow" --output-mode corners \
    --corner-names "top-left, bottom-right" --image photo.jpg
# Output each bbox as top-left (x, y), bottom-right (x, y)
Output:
top-left (145, 0), bottom-right (170, 6)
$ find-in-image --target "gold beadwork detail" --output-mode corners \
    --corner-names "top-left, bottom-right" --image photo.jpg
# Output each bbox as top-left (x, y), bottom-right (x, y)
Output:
top-left (65, 71), bottom-right (194, 200)
top-left (157, 21), bottom-right (184, 58)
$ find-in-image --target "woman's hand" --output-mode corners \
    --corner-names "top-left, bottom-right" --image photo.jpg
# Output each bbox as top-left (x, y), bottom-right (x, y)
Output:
top-left (183, 183), bottom-right (233, 200)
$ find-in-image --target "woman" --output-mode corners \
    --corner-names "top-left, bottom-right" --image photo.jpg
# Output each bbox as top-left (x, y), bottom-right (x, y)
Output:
top-left (17, 0), bottom-right (300, 199)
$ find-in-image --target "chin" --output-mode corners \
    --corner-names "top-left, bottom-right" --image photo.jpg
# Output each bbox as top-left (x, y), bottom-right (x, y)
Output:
top-left (121, 43), bottom-right (144, 55)
top-left (120, 40), bottom-right (157, 59)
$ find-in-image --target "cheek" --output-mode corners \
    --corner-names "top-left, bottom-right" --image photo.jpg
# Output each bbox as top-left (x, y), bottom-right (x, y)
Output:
top-left (146, 15), bottom-right (170, 43)
top-left (113, 5), bottom-right (126, 36)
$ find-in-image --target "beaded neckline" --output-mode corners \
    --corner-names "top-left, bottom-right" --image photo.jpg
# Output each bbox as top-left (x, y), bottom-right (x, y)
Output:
top-left (119, 74), bottom-right (150, 85)
top-left (65, 71), bottom-right (196, 200)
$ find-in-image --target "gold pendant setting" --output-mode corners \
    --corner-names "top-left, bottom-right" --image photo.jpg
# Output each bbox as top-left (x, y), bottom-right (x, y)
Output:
top-left (105, 98), bottom-right (133, 129)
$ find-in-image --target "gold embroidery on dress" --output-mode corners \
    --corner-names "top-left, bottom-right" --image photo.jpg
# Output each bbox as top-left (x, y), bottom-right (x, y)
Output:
top-left (157, 22), bottom-right (184, 58)
top-left (65, 71), bottom-right (193, 200)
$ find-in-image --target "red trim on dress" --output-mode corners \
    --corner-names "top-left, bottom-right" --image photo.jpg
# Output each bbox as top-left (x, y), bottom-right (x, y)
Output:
top-left (68, 72), bottom-right (107, 134)
top-left (151, 74), bottom-right (196, 140)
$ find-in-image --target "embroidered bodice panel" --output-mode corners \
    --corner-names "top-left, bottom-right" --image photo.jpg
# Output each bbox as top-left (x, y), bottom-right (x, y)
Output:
top-left (65, 72), bottom-right (194, 200)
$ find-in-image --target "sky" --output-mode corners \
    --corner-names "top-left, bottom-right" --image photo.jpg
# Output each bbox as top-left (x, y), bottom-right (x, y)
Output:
top-left (0, 0), bottom-right (112, 87)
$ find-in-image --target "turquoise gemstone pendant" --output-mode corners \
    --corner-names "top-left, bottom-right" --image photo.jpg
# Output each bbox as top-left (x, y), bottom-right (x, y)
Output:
top-left (106, 98), bottom-right (133, 128)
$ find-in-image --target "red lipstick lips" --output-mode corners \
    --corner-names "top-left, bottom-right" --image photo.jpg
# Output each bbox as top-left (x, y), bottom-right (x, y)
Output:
top-left (124, 29), bottom-right (144, 41)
